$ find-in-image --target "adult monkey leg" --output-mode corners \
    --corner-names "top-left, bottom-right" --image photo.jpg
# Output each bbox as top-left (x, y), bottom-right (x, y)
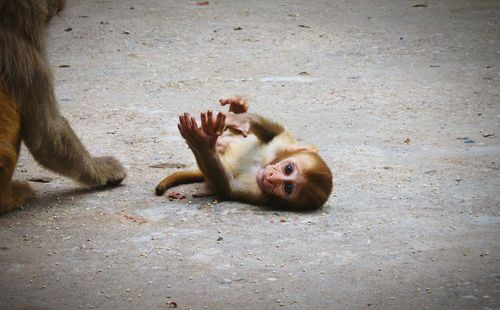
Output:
top-left (0, 86), bottom-right (34, 214)
top-left (1, 0), bottom-right (126, 189)
top-left (20, 79), bottom-right (126, 186)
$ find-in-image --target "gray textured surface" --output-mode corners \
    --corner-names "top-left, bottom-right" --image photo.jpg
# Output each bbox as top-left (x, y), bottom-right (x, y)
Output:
top-left (1, 0), bottom-right (499, 309)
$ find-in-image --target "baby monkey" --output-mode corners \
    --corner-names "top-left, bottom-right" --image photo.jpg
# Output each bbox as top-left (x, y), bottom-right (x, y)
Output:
top-left (156, 97), bottom-right (333, 211)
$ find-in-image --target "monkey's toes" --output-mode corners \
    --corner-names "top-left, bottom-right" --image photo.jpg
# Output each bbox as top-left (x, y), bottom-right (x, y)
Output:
top-left (94, 156), bottom-right (127, 186)
top-left (11, 181), bottom-right (35, 203)
top-left (0, 181), bottom-right (35, 214)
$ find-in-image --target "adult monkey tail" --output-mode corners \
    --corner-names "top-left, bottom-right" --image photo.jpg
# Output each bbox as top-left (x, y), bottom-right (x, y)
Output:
top-left (0, 0), bottom-right (126, 213)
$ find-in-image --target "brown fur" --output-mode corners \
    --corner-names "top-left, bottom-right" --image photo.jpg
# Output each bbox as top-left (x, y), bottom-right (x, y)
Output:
top-left (156, 97), bottom-right (333, 211)
top-left (156, 170), bottom-right (205, 196)
top-left (0, 83), bottom-right (35, 213)
top-left (0, 0), bottom-right (126, 214)
top-left (271, 152), bottom-right (332, 211)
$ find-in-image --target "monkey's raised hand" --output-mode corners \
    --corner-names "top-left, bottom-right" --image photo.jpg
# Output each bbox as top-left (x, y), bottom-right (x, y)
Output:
top-left (219, 96), bottom-right (249, 114)
top-left (200, 110), bottom-right (226, 139)
top-left (178, 111), bottom-right (225, 151)
top-left (177, 111), bottom-right (231, 195)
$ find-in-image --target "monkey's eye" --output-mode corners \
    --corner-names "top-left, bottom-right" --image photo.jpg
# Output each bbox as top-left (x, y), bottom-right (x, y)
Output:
top-left (284, 163), bottom-right (294, 175)
top-left (284, 182), bottom-right (294, 195)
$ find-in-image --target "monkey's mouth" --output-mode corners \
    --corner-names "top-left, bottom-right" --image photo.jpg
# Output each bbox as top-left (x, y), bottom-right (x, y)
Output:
top-left (256, 169), bottom-right (267, 192)
top-left (256, 169), bottom-right (273, 194)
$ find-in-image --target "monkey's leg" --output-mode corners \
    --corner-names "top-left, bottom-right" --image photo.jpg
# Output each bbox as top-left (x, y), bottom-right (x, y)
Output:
top-left (0, 89), bottom-right (34, 214)
top-left (22, 112), bottom-right (126, 186)
top-left (1, 0), bottom-right (124, 191)
top-left (155, 170), bottom-right (205, 196)
top-left (219, 96), bottom-right (249, 114)
top-left (20, 82), bottom-right (126, 187)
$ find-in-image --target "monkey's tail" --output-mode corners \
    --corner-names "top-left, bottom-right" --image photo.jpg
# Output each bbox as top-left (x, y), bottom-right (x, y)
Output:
top-left (155, 170), bottom-right (205, 196)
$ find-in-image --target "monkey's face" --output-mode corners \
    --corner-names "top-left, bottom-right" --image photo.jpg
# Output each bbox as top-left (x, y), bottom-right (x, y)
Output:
top-left (256, 154), bottom-right (312, 202)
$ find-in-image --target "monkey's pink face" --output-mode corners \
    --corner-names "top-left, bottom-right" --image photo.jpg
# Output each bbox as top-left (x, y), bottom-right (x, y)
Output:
top-left (256, 155), bottom-right (310, 201)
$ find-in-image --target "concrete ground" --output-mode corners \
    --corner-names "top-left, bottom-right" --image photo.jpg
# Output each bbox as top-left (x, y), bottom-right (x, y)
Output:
top-left (1, 0), bottom-right (499, 309)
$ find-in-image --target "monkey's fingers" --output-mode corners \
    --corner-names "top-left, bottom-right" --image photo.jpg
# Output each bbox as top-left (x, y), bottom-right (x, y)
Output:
top-left (178, 115), bottom-right (198, 144)
top-left (178, 115), bottom-right (192, 137)
top-left (190, 116), bottom-right (200, 131)
top-left (201, 112), bottom-right (215, 136)
top-left (191, 116), bottom-right (208, 142)
top-left (178, 116), bottom-right (186, 134)
top-left (215, 112), bottom-right (226, 135)
top-left (179, 113), bottom-right (192, 132)
top-left (184, 113), bottom-right (197, 130)
top-left (206, 110), bottom-right (214, 135)
top-left (178, 124), bottom-right (193, 144)
top-left (178, 126), bottom-right (197, 151)
top-left (200, 112), bottom-right (208, 134)
top-left (177, 123), bottom-right (187, 139)
top-left (182, 113), bottom-right (191, 122)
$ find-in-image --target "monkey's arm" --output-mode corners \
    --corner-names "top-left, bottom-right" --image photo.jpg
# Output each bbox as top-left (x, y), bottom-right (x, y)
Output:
top-left (178, 112), bottom-right (233, 198)
top-left (225, 113), bottom-right (285, 143)
top-left (192, 148), bottom-right (232, 198)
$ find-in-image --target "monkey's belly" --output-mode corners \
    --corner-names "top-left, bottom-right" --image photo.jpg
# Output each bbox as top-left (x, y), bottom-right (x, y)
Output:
top-left (216, 135), bottom-right (241, 154)
top-left (217, 133), bottom-right (263, 174)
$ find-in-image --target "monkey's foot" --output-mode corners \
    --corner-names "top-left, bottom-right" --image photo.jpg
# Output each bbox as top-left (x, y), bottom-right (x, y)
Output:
top-left (219, 96), bottom-right (248, 114)
top-left (92, 156), bottom-right (127, 186)
top-left (11, 180), bottom-right (35, 202)
top-left (0, 181), bottom-right (35, 214)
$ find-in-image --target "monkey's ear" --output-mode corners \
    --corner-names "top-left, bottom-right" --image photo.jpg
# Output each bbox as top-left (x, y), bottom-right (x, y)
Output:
top-left (287, 144), bottom-right (319, 153)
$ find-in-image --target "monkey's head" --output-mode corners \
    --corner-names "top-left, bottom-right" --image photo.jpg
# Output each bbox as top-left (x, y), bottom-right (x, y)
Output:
top-left (256, 147), bottom-right (333, 211)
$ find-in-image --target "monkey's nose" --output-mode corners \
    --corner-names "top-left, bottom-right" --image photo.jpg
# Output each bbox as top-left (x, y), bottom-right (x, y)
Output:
top-left (266, 173), bottom-right (279, 184)
top-left (265, 175), bottom-right (273, 184)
